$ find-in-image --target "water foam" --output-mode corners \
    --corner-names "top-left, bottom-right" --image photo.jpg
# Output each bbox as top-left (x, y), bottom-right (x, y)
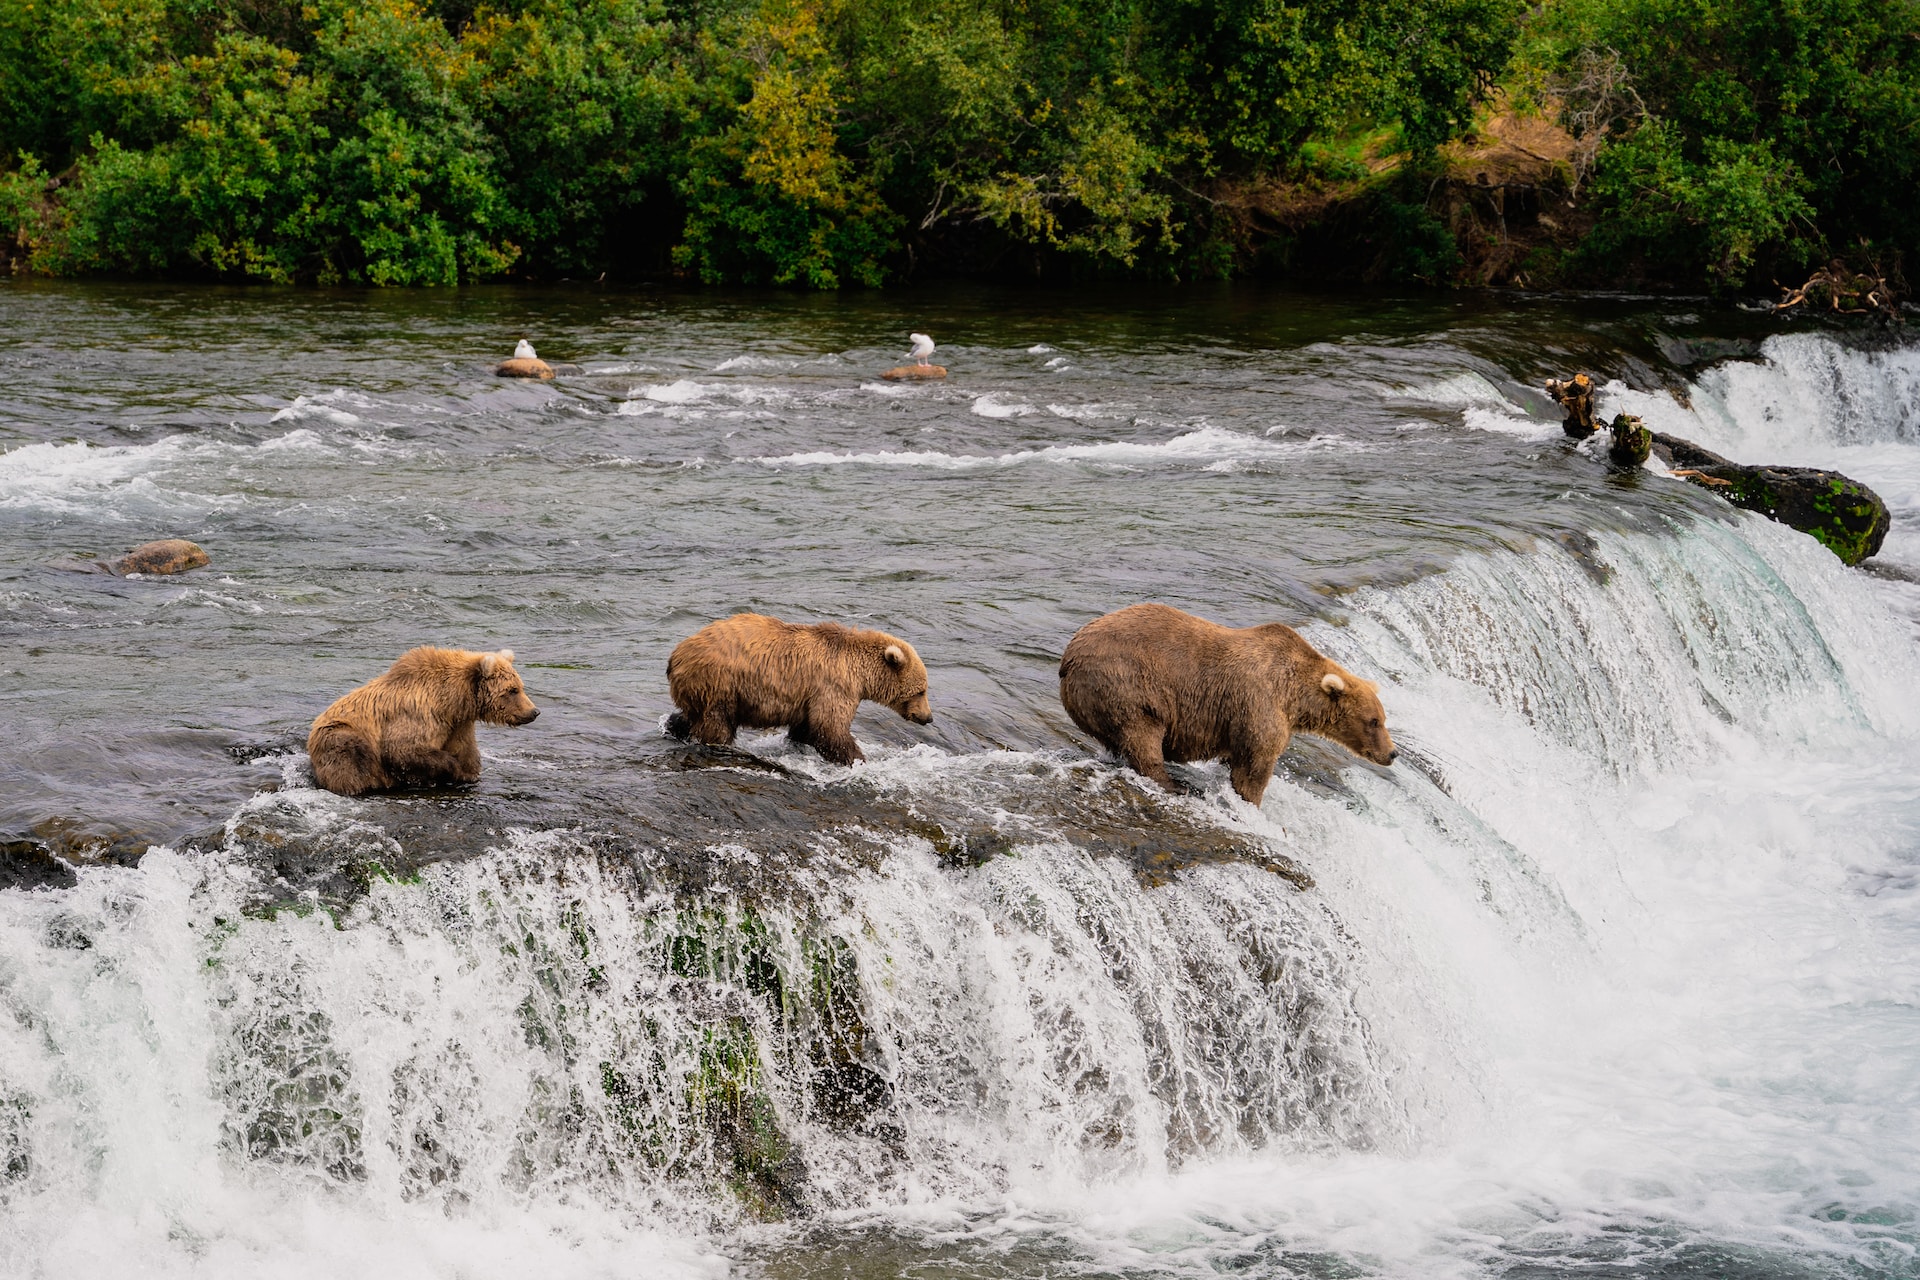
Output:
top-left (1379, 370), bottom-right (1528, 413)
top-left (269, 390), bottom-right (373, 426)
top-left (970, 395), bottom-right (1037, 419)
top-left (756, 425), bottom-right (1317, 471)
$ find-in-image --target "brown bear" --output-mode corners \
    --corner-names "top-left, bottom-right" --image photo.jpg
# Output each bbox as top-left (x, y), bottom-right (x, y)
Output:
top-left (665, 613), bottom-right (932, 765)
top-left (307, 647), bottom-right (539, 796)
top-left (1058, 603), bottom-right (1396, 805)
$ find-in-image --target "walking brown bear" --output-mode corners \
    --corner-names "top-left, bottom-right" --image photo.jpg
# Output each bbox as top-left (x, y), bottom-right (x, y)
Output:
top-left (665, 613), bottom-right (932, 765)
top-left (307, 647), bottom-right (539, 796)
top-left (1058, 603), bottom-right (1396, 805)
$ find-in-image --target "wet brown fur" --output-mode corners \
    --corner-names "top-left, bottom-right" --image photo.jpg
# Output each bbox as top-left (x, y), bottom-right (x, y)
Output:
top-left (1058, 603), bottom-right (1396, 805)
top-left (307, 647), bottom-right (539, 796)
top-left (665, 614), bottom-right (932, 765)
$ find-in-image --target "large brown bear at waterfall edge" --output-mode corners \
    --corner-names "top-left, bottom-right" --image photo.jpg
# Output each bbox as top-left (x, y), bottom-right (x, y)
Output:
top-left (307, 647), bottom-right (539, 796)
top-left (665, 614), bottom-right (932, 765)
top-left (1058, 603), bottom-right (1396, 805)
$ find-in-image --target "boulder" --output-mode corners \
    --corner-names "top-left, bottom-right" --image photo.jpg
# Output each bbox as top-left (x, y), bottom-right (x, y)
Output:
top-left (495, 357), bottom-right (555, 379)
top-left (111, 539), bottom-right (209, 576)
top-left (1650, 433), bottom-right (1891, 564)
top-left (880, 364), bottom-right (947, 381)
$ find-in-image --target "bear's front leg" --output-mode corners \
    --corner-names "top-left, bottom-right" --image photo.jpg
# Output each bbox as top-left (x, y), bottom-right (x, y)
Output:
top-left (799, 703), bottom-right (865, 766)
top-left (383, 714), bottom-right (479, 787)
top-left (1228, 748), bottom-right (1280, 806)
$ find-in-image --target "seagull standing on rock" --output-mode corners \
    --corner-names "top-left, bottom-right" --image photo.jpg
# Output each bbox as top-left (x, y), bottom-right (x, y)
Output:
top-left (908, 333), bottom-right (935, 367)
top-left (515, 339), bottom-right (537, 359)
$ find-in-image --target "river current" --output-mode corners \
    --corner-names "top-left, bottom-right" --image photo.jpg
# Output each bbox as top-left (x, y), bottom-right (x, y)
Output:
top-left (2, 281), bottom-right (1917, 1278)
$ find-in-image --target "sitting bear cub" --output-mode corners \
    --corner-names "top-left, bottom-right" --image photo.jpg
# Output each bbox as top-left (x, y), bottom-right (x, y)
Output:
top-left (1058, 603), bottom-right (1395, 805)
top-left (666, 613), bottom-right (932, 765)
top-left (308, 647), bottom-right (539, 796)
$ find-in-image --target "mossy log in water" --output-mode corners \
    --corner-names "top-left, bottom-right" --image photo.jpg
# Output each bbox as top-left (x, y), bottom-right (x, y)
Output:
top-left (1608, 413), bottom-right (1651, 466)
top-left (1659, 441), bottom-right (1891, 566)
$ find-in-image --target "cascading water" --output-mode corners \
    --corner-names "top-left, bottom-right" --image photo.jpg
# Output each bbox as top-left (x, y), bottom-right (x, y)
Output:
top-left (1, 286), bottom-right (1916, 1278)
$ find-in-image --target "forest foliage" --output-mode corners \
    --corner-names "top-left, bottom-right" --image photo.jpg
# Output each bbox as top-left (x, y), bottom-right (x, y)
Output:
top-left (0, 0), bottom-right (1914, 290)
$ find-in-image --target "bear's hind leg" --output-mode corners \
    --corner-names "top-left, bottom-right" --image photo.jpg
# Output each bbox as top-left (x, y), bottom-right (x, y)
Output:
top-left (691, 706), bottom-right (737, 747)
top-left (310, 726), bottom-right (385, 796)
top-left (1114, 722), bottom-right (1175, 792)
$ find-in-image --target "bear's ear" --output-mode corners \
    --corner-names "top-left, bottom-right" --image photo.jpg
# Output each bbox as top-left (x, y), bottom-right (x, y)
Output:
top-left (1321, 671), bottom-right (1347, 697)
top-left (497, 648), bottom-right (514, 665)
top-left (884, 644), bottom-right (906, 669)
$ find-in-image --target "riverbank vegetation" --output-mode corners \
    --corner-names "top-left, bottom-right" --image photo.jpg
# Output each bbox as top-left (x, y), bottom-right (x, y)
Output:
top-left (0, 0), bottom-right (1913, 292)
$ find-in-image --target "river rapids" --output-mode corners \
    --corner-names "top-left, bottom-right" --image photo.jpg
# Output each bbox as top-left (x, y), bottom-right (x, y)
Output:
top-left (1, 283), bottom-right (1917, 1279)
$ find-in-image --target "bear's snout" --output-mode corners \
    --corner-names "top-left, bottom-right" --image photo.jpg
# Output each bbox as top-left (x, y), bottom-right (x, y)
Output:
top-left (515, 705), bottom-right (540, 725)
top-left (900, 694), bottom-right (933, 725)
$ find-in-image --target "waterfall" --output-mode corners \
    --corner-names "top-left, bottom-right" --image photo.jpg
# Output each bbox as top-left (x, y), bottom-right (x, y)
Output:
top-left (3, 329), bottom-right (1919, 1277)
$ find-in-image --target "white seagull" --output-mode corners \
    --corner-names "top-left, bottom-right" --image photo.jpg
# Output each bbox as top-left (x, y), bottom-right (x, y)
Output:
top-left (514, 339), bottom-right (537, 360)
top-left (908, 333), bottom-right (935, 367)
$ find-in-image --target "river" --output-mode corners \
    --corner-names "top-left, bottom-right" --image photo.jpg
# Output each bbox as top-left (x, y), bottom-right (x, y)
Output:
top-left (2, 280), bottom-right (1917, 1278)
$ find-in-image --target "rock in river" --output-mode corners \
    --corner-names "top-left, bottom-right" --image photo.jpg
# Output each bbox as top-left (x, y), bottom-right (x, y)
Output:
top-left (1654, 432), bottom-right (1891, 566)
top-left (111, 539), bottom-right (210, 576)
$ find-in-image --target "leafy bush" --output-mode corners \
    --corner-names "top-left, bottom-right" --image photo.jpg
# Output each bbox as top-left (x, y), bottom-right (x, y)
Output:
top-left (1528, 0), bottom-right (1920, 289)
top-left (0, 0), bottom-right (1660, 287)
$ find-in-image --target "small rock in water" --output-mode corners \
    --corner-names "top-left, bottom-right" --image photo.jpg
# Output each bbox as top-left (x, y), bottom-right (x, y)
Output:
top-left (881, 364), bottom-right (947, 381)
top-left (111, 538), bottom-right (209, 576)
top-left (496, 357), bottom-right (555, 379)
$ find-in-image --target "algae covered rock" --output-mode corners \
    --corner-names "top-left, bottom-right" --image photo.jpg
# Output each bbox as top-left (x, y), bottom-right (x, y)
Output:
top-left (1689, 463), bottom-right (1889, 565)
top-left (1648, 431), bottom-right (1891, 564)
top-left (111, 538), bottom-right (209, 576)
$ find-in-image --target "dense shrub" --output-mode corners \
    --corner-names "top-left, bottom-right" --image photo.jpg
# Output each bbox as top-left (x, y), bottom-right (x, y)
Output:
top-left (1528, 0), bottom-right (1920, 289)
top-left (20, 0), bottom-right (1907, 290)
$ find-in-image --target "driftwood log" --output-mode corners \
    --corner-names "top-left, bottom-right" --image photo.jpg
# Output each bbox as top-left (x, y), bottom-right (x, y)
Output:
top-left (1774, 261), bottom-right (1901, 324)
top-left (1547, 375), bottom-right (1891, 565)
top-left (1546, 374), bottom-right (1599, 437)
top-left (1651, 433), bottom-right (1890, 565)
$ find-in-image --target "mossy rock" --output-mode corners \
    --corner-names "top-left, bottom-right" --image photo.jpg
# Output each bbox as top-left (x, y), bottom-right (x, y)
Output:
top-left (1691, 463), bottom-right (1891, 565)
top-left (691, 1019), bottom-right (807, 1218)
top-left (1650, 431), bottom-right (1892, 565)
